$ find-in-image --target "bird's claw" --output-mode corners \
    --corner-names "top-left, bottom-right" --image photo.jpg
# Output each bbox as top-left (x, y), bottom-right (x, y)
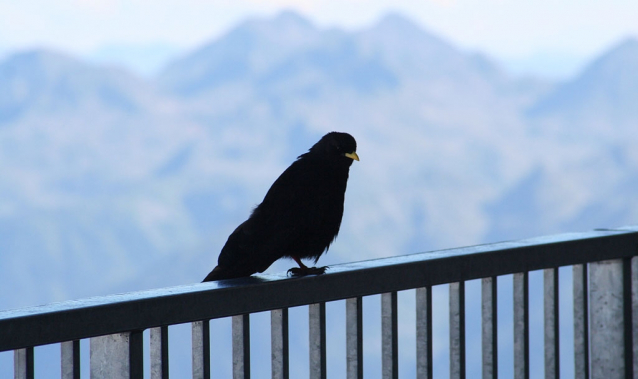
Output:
top-left (287, 266), bottom-right (328, 277)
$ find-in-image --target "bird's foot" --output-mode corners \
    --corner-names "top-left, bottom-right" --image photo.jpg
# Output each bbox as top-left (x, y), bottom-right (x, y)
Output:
top-left (287, 266), bottom-right (328, 277)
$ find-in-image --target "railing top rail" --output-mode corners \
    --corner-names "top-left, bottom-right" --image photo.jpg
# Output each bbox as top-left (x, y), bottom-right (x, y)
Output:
top-left (2, 226), bottom-right (637, 351)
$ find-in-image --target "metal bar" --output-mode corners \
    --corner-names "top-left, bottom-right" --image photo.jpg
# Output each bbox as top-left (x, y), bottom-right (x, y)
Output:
top-left (346, 297), bottom-right (363, 379)
top-left (624, 257), bottom-right (634, 379)
top-left (192, 320), bottom-right (210, 379)
top-left (633, 257), bottom-right (638, 379)
top-left (382, 292), bottom-right (398, 379)
top-left (151, 326), bottom-right (169, 379)
top-left (573, 264), bottom-right (589, 379)
top-left (61, 340), bottom-right (80, 379)
top-left (416, 287), bottom-right (433, 379)
top-left (513, 272), bottom-right (529, 379)
top-left (90, 332), bottom-right (142, 379)
top-left (233, 314), bottom-right (250, 379)
top-left (271, 308), bottom-right (289, 379)
top-left (482, 277), bottom-right (497, 379)
top-left (544, 268), bottom-right (560, 379)
top-left (590, 259), bottom-right (625, 378)
top-left (129, 330), bottom-right (144, 379)
top-left (309, 303), bottom-right (326, 379)
top-left (450, 282), bottom-right (465, 379)
top-left (631, 257), bottom-right (638, 378)
top-left (14, 347), bottom-right (34, 379)
top-left (3, 229), bottom-right (638, 352)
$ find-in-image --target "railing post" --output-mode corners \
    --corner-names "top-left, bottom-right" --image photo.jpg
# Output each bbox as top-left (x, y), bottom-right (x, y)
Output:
top-left (382, 292), bottom-right (398, 379)
top-left (482, 277), bottom-right (497, 379)
top-left (573, 264), bottom-right (589, 379)
top-left (90, 331), bottom-right (143, 379)
top-left (416, 287), bottom-right (433, 379)
top-left (271, 308), bottom-right (289, 379)
top-left (233, 314), bottom-right (250, 379)
top-left (450, 282), bottom-right (465, 379)
top-left (633, 256), bottom-right (638, 379)
top-left (61, 340), bottom-right (80, 379)
top-left (589, 259), bottom-right (625, 378)
top-left (625, 257), bottom-right (634, 379)
top-left (192, 320), bottom-right (210, 379)
top-left (151, 326), bottom-right (169, 379)
top-left (544, 268), bottom-right (559, 379)
top-left (513, 272), bottom-right (529, 379)
top-left (14, 347), bottom-right (34, 379)
top-left (346, 297), bottom-right (363, 379)
top-left (309, 303), bottom-right (326, 379)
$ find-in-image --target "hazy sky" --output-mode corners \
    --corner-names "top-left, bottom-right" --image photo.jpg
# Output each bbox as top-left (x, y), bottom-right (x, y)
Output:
top-left (2, 0), bottom-right (637, 63)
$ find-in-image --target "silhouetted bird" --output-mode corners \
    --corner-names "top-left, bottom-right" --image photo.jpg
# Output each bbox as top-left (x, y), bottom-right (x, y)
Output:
top-left (203, 132), bottom-right (359, 281)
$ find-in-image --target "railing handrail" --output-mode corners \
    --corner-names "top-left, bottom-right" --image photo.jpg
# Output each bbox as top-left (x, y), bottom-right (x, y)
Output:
top-left (2, 227), bottom-right (637, 352)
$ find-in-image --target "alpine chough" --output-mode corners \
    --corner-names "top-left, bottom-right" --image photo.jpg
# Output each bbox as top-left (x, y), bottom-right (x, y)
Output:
top-left (203, 132), bottom-right (359, 281)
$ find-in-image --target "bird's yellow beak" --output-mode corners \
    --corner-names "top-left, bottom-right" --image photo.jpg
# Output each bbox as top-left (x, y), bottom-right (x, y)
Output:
top-left (344, 152), bottom-right (360, 161)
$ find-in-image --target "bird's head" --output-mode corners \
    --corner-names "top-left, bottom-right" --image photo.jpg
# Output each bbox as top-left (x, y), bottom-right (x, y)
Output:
top-left (306, 132), bottom-right (359, 165)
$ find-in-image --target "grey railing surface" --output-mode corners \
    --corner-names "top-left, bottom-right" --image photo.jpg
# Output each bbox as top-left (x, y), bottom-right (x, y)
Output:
top-left (2, 226), bottom-right (638, 378)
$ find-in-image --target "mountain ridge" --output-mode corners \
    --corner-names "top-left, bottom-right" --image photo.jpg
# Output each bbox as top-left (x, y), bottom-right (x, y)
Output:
top-left (527, 37), bottom-right (638, 138)
top-left (0, 49), bottom-right (163, 123)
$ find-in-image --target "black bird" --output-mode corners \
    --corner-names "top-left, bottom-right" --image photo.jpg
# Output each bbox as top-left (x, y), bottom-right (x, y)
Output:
top-left (203, 132), bottom-right (359, 281)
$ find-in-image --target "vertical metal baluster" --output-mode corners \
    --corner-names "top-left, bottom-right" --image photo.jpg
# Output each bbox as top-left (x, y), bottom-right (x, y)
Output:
top-left (590, 259), bottom-right (625, 378)
top-left (151, 326), bottom-right (169, 379)
top-left (544, 268), bottom-right (560, 379)
top-left (129, 330), bottom-right (144, 379)
top-left (632, 257), bottom-right (638, 379)
top-left (482, 277), bottom-right (497, 379)
top-left (573, 264), bottom-right (589, 379)
top-left (233, 314), bottom-right (250, 379)
top-left (309, 303), bottom-right (326, 379)
top-left (381, 292), bottom-right (398, 379)
top-left (14, 347), bottom-right (34, 379)
top-left (192, 320), bottom-right (210, 379)
top-left (91, 332), bottom-right (143, 379)
top-left (346, 297), bottom-right (363, 379)
top-left (624, 257), bottom-right (634, 379)
top-left (271, 308), bottom-right (289, 379)
top-left (513, 272), bottom-right (529, 379)
top-left (450, 282), bottom-right (465, 379)
top-left (416, 287), bottom-right (433, 379)
top-left (61, 340), bottom-right (80, 379)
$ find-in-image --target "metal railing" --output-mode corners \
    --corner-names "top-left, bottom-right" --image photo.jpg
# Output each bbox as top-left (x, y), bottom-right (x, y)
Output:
top-left (2, 226), bottom-right (637, 378)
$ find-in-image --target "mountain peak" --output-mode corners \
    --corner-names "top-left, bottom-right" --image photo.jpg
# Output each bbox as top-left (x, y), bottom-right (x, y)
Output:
top-left (368, 11), bottom-right (449, 46)
top-left (158, 10), bottom-right (321, 94)
top-left (3, 48), bottom-right (78, 69)
top-left (527, 35), bottom-right (638, 131)
top-left (234, 9), bottom-right (316, 38)
top-left (585, 36), bottom-right (638, 71)
top-left (361, 11), bottom-right (450, 53)
top-left (2, 48), bottom-right (143, 79)
top-left (596, 36), bottom-right (638, 66)
top-left (375, 12), bottom-right (423, 34)
top-left (614, 36), bottom-right (638, 51)
top-left (271, 9), bottom-right (313, 29)
top-left (0, 48), bottom-right (152, 122)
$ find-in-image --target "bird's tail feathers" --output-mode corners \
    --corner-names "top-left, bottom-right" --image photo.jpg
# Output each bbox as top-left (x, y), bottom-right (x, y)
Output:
top-left (203, 266), bottom-right (227, 282)
top-left (202, 265), bottom-right (249, 282)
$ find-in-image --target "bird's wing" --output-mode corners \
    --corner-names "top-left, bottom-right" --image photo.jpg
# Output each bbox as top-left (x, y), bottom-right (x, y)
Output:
top-left (217, 158), bottom-right (345, 273)
top-left (216, 160), bottom-right (318, 272)
top-left (257, 158), bottom-right (345, 257)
